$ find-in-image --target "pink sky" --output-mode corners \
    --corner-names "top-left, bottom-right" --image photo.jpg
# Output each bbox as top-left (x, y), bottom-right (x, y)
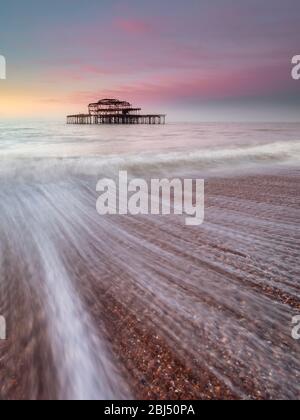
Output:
top-left (0, 0), bottom-right (299, 120)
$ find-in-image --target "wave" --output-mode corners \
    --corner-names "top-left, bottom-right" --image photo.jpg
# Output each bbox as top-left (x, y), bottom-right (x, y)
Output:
top-left (0, 124), bottom-right (299, 399)
top-left (0, 140), bottom-right (299, 182)
top-left (0, 168), bottom-right (299, 399)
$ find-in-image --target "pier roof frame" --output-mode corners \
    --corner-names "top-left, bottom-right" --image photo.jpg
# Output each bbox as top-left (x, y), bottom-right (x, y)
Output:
top-left (89, 98), bottom-right (133, 109)
top-left (67, 97), bottom-right (166, 124)
top-left (88, 98), bottom-right (142, 115)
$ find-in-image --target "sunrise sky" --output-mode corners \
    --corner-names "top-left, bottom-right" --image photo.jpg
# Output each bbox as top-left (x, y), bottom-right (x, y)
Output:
top-left (0, 0), bottom-right (299, 121)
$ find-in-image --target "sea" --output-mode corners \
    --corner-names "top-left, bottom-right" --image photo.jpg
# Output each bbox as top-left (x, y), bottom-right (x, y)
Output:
top-left (0, 121), bottom-right (299, 400)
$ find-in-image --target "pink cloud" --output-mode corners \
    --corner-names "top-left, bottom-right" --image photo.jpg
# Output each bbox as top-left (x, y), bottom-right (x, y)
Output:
top-left (39, 53), bottom-right (293, 112)
top-left (41, 64), bottom-right (111, 84)
top-left (114, 19), bottom-right (153, 34)
top-left (59, 62), bottom-right (291, 107)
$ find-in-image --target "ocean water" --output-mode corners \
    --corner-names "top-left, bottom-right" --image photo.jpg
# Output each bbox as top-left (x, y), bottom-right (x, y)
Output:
top-left (1, 121), bottom-right (300, 180)
top-left (0, 121), bottom-right (299, 400)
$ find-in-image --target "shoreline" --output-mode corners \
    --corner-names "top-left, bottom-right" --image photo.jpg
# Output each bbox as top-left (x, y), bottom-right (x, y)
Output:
top-left (0, 167), bottom-right (299, 400)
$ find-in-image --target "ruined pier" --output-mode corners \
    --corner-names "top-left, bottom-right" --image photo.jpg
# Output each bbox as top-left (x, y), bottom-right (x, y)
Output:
top-left (67, 98), bottom-right (166, 125)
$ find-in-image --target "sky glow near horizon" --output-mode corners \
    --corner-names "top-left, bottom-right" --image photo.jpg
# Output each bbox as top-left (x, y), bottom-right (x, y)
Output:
top-left (0, 0), bottom-right (299, 121)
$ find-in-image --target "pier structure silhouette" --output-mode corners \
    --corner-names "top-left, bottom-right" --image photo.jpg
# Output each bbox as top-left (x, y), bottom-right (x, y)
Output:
top-left (67, 98), bottom-right (166, 125)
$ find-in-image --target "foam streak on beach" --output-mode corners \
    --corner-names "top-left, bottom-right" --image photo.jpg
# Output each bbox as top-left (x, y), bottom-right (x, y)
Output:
top-left (0, 122), bottom-right (299, 400)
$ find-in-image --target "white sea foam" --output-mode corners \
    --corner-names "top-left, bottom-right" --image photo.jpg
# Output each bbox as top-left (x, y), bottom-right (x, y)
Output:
top-left (0, 139), bottom-right (299, 182)
top-left (0, 122), bottom-right (299, 399)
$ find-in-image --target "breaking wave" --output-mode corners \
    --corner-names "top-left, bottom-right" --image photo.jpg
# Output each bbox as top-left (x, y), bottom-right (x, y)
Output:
top-left (0, 122), bottom-right (299, 400)
top-left (0, 139), bottom-right (300, 182)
